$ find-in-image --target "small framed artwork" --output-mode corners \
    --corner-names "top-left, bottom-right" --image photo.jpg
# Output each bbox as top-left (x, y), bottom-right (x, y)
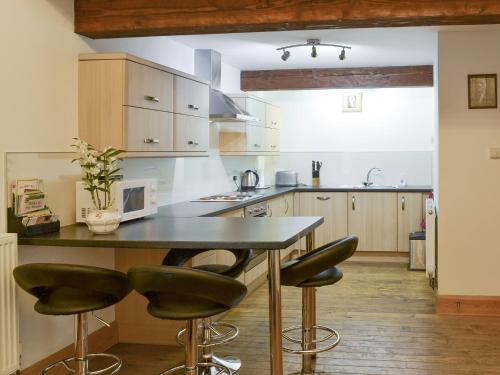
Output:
top-left (468, 74), bottom-right (497, 109)
top-left (343, 93), bottom-right (362, 112)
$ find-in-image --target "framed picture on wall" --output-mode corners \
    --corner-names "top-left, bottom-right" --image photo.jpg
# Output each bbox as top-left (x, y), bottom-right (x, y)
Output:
top-left (468, 74), bottom-right (497, 109)
top-left (343, 93), bottom-right (362, 112)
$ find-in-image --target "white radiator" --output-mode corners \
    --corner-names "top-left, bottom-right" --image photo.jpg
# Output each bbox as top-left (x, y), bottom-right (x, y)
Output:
top-left (425, 199), bottom-right (437, 289)
top-left (0, 234), bottom-right (19, 375)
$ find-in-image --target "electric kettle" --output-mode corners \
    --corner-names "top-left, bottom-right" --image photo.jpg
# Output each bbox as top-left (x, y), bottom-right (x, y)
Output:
top-left (240, 170), bottom-right (260, 191)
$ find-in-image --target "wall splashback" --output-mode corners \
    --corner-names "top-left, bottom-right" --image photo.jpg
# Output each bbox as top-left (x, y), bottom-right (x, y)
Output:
top-left (264, 151), bottom-right (432, 186)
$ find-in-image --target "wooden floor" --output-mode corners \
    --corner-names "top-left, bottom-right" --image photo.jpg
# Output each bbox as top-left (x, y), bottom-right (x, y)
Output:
top-left (106, 262), bottom-right (500, 374)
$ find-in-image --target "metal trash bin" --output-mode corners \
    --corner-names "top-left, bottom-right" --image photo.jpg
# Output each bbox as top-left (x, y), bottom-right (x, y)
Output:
top-left (408, 231), bottom-right (426, 271)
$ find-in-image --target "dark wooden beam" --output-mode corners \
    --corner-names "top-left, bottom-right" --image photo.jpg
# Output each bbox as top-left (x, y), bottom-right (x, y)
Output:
top-left (74, 1), bottom-right (500, 39)
top-left (241, 65), bottom-right (434, 91)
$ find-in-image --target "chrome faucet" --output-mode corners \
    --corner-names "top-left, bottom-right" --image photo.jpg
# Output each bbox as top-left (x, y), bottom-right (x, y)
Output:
top-left (363, 167), bottom-right (382, 187)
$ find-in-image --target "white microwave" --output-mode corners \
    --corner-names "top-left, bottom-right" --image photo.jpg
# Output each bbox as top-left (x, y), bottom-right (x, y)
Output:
top-left (76, 179), bottom-right (158, 223)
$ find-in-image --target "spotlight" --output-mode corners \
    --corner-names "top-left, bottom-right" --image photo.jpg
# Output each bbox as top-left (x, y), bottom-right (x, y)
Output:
top-left (311, 46), bottom-right (318, 58)
top-left (339, 48), bottom-right (346, 61)
top-left (281, 50), bottom-right (290, 61)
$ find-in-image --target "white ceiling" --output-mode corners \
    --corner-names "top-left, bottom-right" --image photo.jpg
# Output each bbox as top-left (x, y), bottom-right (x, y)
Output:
top-left (171, 27), bottom-right (439, 70)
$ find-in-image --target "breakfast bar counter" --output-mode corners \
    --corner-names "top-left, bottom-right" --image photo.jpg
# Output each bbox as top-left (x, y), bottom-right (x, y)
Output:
top-left (19, 215), bottom-right (324, 375)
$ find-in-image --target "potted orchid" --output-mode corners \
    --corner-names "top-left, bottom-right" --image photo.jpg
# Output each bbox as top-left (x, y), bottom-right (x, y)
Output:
top-left (72, 138), bottom-right (124, 234)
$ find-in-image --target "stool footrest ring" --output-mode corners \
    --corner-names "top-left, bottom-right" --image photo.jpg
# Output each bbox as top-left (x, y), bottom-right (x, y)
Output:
top-left (177, 322), bottom-right (239, 348)
top-left (282, 325), bottom-right (340, 355)
top-left (159, 362), bottom-right (230, 375)
top-left (40, 353), bottom-right (122, 375)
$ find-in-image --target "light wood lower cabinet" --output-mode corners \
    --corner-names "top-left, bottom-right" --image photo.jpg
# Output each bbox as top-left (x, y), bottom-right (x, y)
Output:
top-left (267, 193), bottom-right (296, 259)
top-left (397, 193), bottom-right (423, 252)
top-left (298, 193), bottom-right (348, 248)
top-left (348, 192), bottom-right (398, 252)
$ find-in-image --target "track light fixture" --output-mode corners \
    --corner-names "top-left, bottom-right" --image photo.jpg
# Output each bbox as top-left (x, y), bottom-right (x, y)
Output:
top-left (281, 50), bottom-right (291, 61)
top-left (339, 48), bottom-right (346, 61)
top-left (311, 45), bottom-right (317, 58)
top-left (277, 38), bottom-right (351, 62)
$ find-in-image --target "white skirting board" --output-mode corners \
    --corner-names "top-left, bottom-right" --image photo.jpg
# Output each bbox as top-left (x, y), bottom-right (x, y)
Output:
top-left (0, 233), bottom-right (19, 375)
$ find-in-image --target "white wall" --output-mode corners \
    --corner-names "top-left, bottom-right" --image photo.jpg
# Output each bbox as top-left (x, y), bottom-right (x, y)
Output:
top-left (260, 88), bottom-right (434, 152)
top-left (0, 0), bottom-right (246, 369)
top-left (258, 88), bottom-right (434, 186)
top-left (438, 30), bottom-right (500, 296)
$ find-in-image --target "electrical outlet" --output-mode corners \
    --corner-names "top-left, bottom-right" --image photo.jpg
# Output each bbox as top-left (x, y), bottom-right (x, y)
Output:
top-left (489, 148), bottom-right (500, 159)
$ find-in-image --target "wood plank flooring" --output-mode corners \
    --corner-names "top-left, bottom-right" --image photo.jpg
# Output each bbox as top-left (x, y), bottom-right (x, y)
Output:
top-left (106, 262), bottom-right (500, 374)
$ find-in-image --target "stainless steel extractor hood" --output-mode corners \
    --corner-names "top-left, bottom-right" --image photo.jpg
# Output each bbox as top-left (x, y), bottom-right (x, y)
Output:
top-left (194, 49), bottom-right (258, 123)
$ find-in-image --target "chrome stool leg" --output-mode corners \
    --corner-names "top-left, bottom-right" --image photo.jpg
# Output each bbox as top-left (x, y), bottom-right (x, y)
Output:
top-left (282, 288), bottom-right (340, 375)
top-left (199, 318), bottom-right (241, 375)
top-left (161, 319), bottom-right (231, 375)
top-left (39, 313), bottom-right (122, 375)
top-left (177, 318), bottom-right (241, 374)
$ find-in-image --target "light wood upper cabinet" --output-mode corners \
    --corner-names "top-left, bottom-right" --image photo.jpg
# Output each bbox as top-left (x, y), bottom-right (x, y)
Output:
top-left (125, 61), bottom-right (173, 112)
top-left (299, 192), bottom-right (348, 248)
top-left (125, 107), bottom-right (173, 151)
top-left (174, 114), bottom-right (209, 152)
top-left (174, 76), bottom-right (209, 118)
top-left (266, 104), bottom-right (281, 129)
top-left (397, 193), bottom-right (423, 252)
top-left (265, 127), bottom-right (280, 152)
top-left (79, 53), bottom-right (209, 156)
top-left (246, 125), bottom-right (266, 152)
top-left (348, 193), bottom-right (397, 252)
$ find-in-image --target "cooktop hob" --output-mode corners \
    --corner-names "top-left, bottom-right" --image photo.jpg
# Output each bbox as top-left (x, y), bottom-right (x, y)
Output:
top-left (192, 192), bottom-right (264, 202)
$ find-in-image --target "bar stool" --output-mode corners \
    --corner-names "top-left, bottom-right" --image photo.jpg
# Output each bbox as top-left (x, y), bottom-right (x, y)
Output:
top-left (280, 236), bottom-right (358, 375)
top-left (128, 266), bottom-right (247, 375)
top-left (162, 249), bottom-right (252, 374)
top-left (13, 263), bottom-right (131, 375)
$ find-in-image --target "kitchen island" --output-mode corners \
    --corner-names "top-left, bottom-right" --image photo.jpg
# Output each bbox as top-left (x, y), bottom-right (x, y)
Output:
top-left (19, 215), bottom-right (324, 375)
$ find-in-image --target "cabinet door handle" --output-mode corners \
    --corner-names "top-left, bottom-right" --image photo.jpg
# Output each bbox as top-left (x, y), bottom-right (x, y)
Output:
top-left (187, 140), bottom-right (199, 146)
top-left (144, 95), bottom-right (160, 102)
top-left (254, 144), bottom-right (261, 148)
top-left (267, 205), bottom-right (273, 217)
top-left (352, 195), bottom-right (356, 210)
top-left (401, 196), bottom-right (406, 211)
top-left (284, 198), bottom-right (289, 215)
top-left (188, 104), bottom-right (199, 110)
top-left (270, 145), bottom-right (277, 149)
top-left (316, 196), bottom-right (331, 201)
top-left (144, 138), bottom-right (160, 144)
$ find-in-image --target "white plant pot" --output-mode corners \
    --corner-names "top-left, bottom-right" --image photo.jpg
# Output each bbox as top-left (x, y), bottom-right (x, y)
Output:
top-left (85, 209), bottom-right (121, 234)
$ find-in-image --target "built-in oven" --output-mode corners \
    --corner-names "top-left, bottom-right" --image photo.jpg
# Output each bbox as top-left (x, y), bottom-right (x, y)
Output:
top-left (244, 202), bottom-right (268, 270)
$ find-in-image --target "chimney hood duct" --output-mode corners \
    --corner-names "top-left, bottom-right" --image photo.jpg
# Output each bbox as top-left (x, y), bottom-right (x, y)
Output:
top-left (194, 49), bottom-right (258, 123)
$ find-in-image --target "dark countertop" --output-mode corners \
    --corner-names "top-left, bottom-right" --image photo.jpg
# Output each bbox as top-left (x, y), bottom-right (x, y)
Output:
top-left (160, 185), bottom-right (433, 218)
top-left (19, 216), bottom-right (324, 250)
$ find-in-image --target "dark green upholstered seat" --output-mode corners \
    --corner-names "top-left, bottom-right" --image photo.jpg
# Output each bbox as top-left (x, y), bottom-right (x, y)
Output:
top-left (13, 263), bottom-right (131, 315)
top-left (281, 236), bottom-right (358, 288)
top-left (162, 248), bottom-right (252, 278)
top-left (128, 266), bottom-right (247, 320)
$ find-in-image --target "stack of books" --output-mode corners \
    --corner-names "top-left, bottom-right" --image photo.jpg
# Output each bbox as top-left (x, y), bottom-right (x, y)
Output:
top-left (11, 179), bottom-right (58, 226)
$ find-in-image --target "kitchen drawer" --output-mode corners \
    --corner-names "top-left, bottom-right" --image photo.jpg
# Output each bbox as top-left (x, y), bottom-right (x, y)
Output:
top-left (174, 114), bottom-right (209, 151)
top-left (265, 127), bottom-right (280, 152)
top-left (246, 124), bottom-right (265, 151)
top-left (124, 106), bottom-right (173, 152)
top-left (266, 104), bottom-right (281, 129)
top-left (125, 61), bottom-right (173, 112)
top-left (174, 76), bottom-right (209, 118)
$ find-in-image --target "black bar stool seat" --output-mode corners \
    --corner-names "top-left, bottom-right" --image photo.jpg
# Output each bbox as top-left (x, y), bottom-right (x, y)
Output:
top-left (280, 236), bottom-right (358, 374)
top-left (128, 266), bottom-right (247, 375)
top-left (13, 263), bottom-right (131, 375)
top-left (162, 249), bottom-right (251, 374)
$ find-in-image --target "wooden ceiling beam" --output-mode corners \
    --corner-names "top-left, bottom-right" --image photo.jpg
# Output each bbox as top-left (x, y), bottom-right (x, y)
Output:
top-left (75, 1), bottom-right (500, 39)
top-left (240, 66), bottom-right (434, 91)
